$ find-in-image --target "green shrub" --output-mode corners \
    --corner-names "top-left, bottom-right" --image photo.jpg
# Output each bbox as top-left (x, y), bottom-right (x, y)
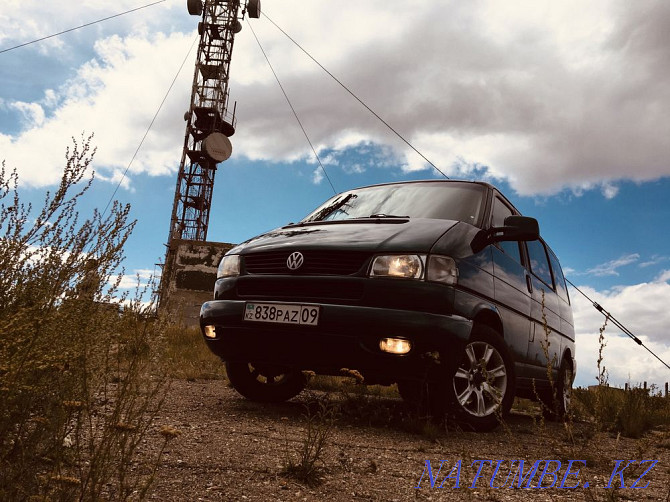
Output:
top-left (0, 137), bottom-right (172, 501)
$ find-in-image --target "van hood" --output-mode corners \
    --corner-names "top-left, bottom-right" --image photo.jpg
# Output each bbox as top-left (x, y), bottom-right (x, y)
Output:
top-left (228, 218), bottom-right (460, 255)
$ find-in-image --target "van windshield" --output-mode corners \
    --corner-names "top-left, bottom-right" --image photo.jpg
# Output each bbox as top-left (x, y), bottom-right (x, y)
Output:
top-left (301, 182), bottom-right (486, 226)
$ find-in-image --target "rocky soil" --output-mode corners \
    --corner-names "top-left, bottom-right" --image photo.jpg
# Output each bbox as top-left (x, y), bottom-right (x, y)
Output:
top-left (143, 379), bottom-right (670, 501)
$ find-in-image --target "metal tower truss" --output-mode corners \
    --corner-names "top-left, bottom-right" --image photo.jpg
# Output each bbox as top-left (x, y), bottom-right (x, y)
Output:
top-left (169, 0), bottom-right (244, 242)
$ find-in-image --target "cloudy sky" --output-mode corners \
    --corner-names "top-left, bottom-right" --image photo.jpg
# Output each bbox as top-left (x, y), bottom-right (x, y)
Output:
top-left (1, 0), bottom-right (669, 388)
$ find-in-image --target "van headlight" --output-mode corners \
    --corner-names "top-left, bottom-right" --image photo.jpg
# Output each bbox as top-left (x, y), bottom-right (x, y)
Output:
top-left (217, 255), bottom-right (241, 278)
top-left (426, 255), bottom-right (458, 285)
top-left (369, 255), bottom-right (425, 279)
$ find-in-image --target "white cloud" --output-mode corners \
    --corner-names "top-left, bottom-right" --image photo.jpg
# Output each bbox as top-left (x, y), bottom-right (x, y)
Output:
top-left (0, 0), bottom-right (187, 51)
top-left (310, 167), bottom-right (323, 185)
top-left (343, 163), bottom-right (365, 175)
top-left (639, 255), bottom-right (670, 268)
top-left (9, 102), bottom-right (45, 127)
top-left (3, 0), bottom-right (670, 196)
top-left (601, 183), bottom-right (619, 199)
top-left (575, 328), bottom-right (670, 390)
top-left (116, 274), bottom-right (142, 290)
top-left (1, 31), bottom-right (194, 186)
top-left (115, 267), bottom-right (158, 289)
top-left (226, 0), bottom-right (670, 195)
top-left (570, 277), bottom-right (670, 388)
top-left (585, 253), bottom-right (639, 276)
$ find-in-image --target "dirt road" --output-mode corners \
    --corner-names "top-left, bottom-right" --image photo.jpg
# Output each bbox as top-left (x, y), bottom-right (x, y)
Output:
top-left (145, 379), bottom-right (669, 501)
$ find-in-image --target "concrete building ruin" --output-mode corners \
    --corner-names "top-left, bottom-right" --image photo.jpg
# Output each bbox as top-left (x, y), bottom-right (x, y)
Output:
top-left (160, 239), bottom-right (234, 326)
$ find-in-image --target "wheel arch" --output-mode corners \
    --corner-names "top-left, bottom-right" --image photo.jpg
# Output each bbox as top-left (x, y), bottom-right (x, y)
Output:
top-left (560, 347), bottom-right (576, 383)
top-left (471, 305), bottom-right (504, 339)
top-left (560, 347), bottom-right (574, 368)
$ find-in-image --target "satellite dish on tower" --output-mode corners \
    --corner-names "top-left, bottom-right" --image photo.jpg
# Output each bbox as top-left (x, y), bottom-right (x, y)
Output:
top-left (247, 0), bottom-right (261, 19)
top-left (187, 0), bottom-right (203, 16)
top-left (231, 20), bottom-right (243, 33)
top-left (202, 132), bottom-right (233, 163)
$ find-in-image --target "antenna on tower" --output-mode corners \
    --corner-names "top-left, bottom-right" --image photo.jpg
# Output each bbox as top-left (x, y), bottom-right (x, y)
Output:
top-left (159, 0), bottom-right (260, 312)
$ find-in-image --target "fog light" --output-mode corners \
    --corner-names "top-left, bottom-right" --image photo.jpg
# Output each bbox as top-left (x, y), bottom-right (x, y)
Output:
top-left (379, 338), bottom-right (412, 355)
top-left (204, 325), bottom-right (217, 339)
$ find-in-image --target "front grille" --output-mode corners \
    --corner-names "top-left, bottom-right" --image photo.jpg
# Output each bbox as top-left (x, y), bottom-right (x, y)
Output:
top-left (237, 278), bottom-right (364, 301)
top-left (244, 250), bottom-right (370, 276)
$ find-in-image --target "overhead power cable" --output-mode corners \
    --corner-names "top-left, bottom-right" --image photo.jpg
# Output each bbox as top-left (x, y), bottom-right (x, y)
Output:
top-left (566, 278), bottom-right (670, 371)
top-left (262, 12), bottom-right (449, 181)
top-left (0, 1), bottom-right (166, 55)
top-left (100, 34), bottom-right (199, 220)
top-left (247, 19), bottom-right (337, 195)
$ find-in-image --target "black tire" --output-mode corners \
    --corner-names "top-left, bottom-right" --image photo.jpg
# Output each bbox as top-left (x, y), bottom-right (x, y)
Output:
top-left (448, 326), bottom-right (515, 432)
top-left (541, 360), bottom-right (572, 421)
top-left (225, 361), bottom-right (305, 403)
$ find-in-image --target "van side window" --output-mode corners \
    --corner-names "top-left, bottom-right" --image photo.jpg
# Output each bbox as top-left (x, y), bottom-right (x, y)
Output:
top-left (526, 240), bottom-right (553, 287)
top-left (548, 248), bottom-right (570, 304)
top-left (491, 196), bottom-right (522, 263)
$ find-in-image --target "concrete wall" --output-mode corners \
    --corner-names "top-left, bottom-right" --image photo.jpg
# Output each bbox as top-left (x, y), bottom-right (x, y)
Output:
top-left (160, 239), bottom-right (235, 327)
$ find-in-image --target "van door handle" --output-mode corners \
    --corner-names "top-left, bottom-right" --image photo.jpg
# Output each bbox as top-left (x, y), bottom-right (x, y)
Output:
top-left (525, 274), bottom-right (533, 294)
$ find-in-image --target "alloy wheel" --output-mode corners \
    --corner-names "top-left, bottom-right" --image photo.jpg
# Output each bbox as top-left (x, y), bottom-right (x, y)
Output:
top-left (452, 341), bottom-right (508, 417)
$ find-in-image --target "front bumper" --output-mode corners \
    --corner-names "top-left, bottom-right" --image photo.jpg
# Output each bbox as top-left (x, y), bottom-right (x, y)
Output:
top-left (200, 299), bottom-right (472, 384)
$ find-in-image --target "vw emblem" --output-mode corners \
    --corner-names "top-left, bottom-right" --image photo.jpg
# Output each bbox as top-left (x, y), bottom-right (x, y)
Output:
top-left (286, 251), bottom-right (304, 271)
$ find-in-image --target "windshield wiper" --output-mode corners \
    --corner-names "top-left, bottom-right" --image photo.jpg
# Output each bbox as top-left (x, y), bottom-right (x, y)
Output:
top-left (287, 210), bottom-right (409, 227)
top-left (286, 212), bottom-right (410, 228)
top-left (367, 213), bottom-right (410, 218)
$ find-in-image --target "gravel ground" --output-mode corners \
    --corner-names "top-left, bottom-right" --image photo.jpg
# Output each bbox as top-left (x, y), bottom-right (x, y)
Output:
top-left (143, 379), bottom-right (670, 501)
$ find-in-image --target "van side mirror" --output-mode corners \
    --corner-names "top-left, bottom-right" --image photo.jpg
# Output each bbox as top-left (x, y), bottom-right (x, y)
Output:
top-left (470, 216), bottom-right (540, 253)
top-left (495, 215), bottom-right (540, 242)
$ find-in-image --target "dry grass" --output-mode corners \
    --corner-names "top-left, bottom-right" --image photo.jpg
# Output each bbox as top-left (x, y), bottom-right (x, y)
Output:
top-left (572, 386), bottom-right (670, 438)
top-left (161, 325), bottom-right (226, 381)
top-left (281, 393), bottom-right (338, 486)
top-left (568, 317), bottom-right (670, 438)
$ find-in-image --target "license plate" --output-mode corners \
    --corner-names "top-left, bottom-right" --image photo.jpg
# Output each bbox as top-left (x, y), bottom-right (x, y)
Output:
top-left (244, 302), bottom-right (320, 326)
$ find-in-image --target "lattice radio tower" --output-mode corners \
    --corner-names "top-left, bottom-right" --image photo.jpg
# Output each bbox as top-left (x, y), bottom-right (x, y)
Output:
top-left (160, 0), bottom-right (259, 306)
top-left (168, 0), bottom-right (260, 242)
